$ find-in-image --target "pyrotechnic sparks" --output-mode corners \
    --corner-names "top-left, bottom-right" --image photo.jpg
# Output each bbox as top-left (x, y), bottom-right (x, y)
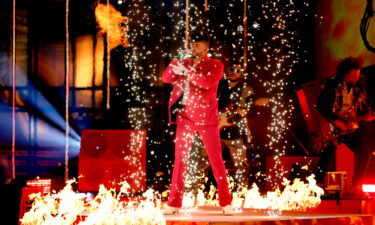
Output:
top-left (245, 0), bottom-right (313, 186)
top-left (92, 0), bottom-right (315, 210)
top-left (141, 0), bottom-right (315, 195)
top-left (172, 0), bottom-right (313, 190)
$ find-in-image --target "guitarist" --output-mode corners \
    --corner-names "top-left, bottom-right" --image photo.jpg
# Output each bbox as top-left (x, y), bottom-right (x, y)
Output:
top-left (316, 57), bottom-right (375, 189)
top-left (216, 63), bottom-right (255, 188)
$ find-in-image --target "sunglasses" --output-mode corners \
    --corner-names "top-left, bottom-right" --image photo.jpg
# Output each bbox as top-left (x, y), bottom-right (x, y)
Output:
top-left (228, 67), bottom-right (244, 73)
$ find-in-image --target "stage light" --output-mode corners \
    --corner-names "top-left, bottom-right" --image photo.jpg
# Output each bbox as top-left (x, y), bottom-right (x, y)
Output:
top-left (26, 179), bottom-right (51, 187)
top-left (26, 178), bottom-right (52, 193)
top-left (0, 57), bottom-right (81, 154)
top-left (362, 184), bottom-right (375, 193)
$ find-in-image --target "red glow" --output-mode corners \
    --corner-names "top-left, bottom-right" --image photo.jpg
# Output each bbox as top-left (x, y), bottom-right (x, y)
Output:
top-left (295, 89), bottom-right (314, 133)
top-left (332, 20), bottom-right (347, 40)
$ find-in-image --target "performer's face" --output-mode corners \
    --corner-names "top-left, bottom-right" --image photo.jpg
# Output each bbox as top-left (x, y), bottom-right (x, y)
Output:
top-left (191, 41), bottom-right (209, 58)
top-left (227, 65), bottom-right (244, 81)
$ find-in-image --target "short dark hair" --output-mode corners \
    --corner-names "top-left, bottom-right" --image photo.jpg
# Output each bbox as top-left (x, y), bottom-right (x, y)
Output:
top-left (190, 31), bottom-right (210, 46)
top-left (336, 57), bottom-right (361, 81)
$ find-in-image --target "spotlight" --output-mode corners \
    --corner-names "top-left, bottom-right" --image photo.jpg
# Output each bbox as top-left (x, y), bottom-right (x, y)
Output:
top-left (362, 184), bottom-right (375, 194)
top-left (26, 178), bottom-right (52, 193)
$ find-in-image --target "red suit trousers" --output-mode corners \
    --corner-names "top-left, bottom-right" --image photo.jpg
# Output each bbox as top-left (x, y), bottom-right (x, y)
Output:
top-left (168, 117), bottom-right (232, 207)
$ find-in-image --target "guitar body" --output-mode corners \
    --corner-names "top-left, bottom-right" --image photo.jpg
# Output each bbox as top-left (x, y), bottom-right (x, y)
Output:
top-left (218, 104), bottom-right (236, 131)
top-left (218, 98), bottom-right (270, 131)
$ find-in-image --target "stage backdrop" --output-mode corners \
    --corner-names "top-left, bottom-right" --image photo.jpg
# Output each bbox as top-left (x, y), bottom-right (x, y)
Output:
top-left (315, 0), bottom-right (375, 80)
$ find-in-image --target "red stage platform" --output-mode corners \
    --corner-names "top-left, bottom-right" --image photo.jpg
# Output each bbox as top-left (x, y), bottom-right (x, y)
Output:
top-left (165, 207), bottom-right (375, 225)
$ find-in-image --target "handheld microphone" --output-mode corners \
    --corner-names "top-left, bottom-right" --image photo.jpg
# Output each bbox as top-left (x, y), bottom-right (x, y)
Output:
top-left (174, 49), bottom-right (192, 60)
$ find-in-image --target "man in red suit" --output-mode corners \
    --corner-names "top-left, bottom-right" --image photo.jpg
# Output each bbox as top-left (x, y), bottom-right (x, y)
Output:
top-left (162, 33), bottom-right (233, 215)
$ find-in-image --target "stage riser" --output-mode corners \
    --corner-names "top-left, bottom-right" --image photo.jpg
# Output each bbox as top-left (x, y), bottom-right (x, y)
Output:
top-left (166, 216), bottom-right (375, 225)
top-left (164, 207), bottom-right (375, 225)
top-left (308, 199), bottom-right (375, 214)
top-left (78, 129), bottom-right (147, 192)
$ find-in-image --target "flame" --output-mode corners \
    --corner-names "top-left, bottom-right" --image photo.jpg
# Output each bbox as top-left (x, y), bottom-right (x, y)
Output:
top-left (94, 3), bottom-right (128, 50)
top-left (20, 179), bottom-right (165, 225)
top-left (21, 175), bottom-right (323, 224)
top-left (181, 174), bottom-right (324, 212)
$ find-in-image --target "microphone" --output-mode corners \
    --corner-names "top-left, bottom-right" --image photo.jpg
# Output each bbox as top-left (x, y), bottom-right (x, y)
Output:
top-left (174, 49), bottom-right (192, 60)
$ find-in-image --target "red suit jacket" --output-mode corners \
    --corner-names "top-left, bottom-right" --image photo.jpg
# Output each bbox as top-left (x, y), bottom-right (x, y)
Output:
top-left (162, 56), bottom-right (224, 126)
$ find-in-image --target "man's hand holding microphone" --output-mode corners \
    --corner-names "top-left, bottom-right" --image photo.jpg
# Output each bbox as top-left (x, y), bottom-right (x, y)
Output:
top-left (170, 49), bottom-right (193, 76)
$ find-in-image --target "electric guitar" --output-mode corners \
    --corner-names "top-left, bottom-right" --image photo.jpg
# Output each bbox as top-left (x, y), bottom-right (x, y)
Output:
top-left (331, 112), bottom-right (375, 145)
top-left (218, 98), bottom-right (269, 130)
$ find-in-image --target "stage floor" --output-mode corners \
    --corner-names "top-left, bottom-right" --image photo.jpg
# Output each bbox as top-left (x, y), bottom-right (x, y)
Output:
top-left (165, 207), bottom-right (375, 225)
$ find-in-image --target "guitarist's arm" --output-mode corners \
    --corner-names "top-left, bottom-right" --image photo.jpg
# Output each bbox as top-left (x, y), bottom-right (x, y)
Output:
top-left (238, 85), bottom-right (270, 117)
top-left (218, 86), bottom-right (253, 130)
top-left (235, 85), bottom-right (254, 118)
top-left (317, 79), bottom-right (344, 129)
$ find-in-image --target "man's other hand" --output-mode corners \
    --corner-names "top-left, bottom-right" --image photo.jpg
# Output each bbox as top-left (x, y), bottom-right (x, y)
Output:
top-left (171, 62), bottom-right (188, 76)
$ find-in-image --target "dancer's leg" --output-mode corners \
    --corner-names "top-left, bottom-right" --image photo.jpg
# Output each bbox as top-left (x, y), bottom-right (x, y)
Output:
top-left (168, 119), bottom-right (196, 207)
top-left (198, 126), bottom-right (232, 206)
